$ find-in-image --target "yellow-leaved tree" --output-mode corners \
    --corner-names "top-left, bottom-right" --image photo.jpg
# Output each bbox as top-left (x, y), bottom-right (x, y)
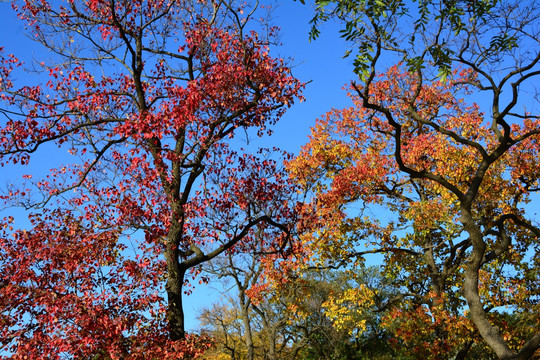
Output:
top-left (289, 0), bottom-right (540, 358)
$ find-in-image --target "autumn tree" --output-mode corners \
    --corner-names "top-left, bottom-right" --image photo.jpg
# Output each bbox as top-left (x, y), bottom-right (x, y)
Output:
top-left (198, 232), bottom-right (306, 360)
top-left (290, 0), bottom-right (540, 359)
top-left (0, 0), bottom-right (302, 357)
top-left (198, 302), bottom-right (248, 360)
top-left (199, 263), bottom-right (406, 360)
top-left (197, 227), bottom-right (280, 360)
top-left (289, 268), bottom-right (395, 360)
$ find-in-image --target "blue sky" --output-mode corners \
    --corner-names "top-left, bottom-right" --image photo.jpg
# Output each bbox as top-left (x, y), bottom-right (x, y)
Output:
top-left (0, 1), bottom-right (355, 154)
top-left (2, 0), bottom-right (538, 343)
top-left (0, 1), bottom-right (356, 331)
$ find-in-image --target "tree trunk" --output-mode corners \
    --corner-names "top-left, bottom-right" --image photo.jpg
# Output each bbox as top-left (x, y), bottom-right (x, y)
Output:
top-left (166, 266), bottom-right (186, 340)
top-left (266, 324), bottom-right (278, 360)
top-left (165, 229), bottom-right (186, 341)
top-left (240, 302), bottom-right (254, 360)
top-left (461, 210), bottom-right (515, 360)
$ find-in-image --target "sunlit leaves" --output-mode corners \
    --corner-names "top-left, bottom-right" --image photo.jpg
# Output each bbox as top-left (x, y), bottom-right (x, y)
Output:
top-left (0, 0), bottom-right (303, 357)
top-left (288, 65), bottom-right (540, 358)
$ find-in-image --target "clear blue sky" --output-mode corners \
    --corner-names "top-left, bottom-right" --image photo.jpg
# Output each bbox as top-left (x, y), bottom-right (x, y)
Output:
top-left (0, 1), bottom-right (356, 331)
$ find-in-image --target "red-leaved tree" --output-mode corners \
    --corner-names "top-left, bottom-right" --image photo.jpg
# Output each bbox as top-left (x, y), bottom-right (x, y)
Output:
top-left (0, 0), bottom-right (302, 357)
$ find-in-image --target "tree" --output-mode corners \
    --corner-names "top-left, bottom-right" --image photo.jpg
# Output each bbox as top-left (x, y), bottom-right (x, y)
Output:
top-left (291, 1), bottom-right (540, 358)
top-left (200, 230), bottom-right (278, 360)
top-left (198, 302), bottom-right (248, 360)
top-left (291, 268), bottom-right (394, 360)
top-left (199, 262), bottom-right (409, 360)
top-left (198, 230), bottom-right (306, 360)
top-left (289, 66), bottom-right (540, 359)
top-left (0, 0), bottom-right (302, 357)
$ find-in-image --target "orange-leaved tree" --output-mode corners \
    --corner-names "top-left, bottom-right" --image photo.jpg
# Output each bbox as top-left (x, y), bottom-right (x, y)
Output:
top-left (288, 65), bottom-right (539, 359)
top-left (291, 0), bottom-right (540, 358)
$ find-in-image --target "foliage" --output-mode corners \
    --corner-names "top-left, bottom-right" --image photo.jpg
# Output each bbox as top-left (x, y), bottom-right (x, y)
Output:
top-left (197, 303), bottom-right (247, 360)
top-left (290, 0), bottom-right (540, 358)
top-left (288, 64), bottom-right (540, 359)
top-left (199, 265), bottom-right (405, 360)
top-left (2, 0), bottom-right (540, 358)
top-left (0, 0), bottom-right (302, 357)
top-left (198, 237), bottom-right (306, 360)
